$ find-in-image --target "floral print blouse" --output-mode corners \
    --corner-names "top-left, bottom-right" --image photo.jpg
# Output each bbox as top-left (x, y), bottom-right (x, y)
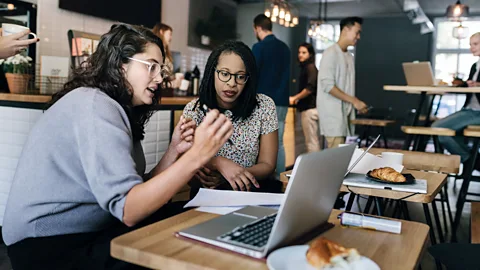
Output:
top-left (183, 94), bottom-right (278, 168)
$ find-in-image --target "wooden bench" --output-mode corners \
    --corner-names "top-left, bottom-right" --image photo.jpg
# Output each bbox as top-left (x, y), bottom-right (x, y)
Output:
top-left (401, 126), bottom-right (455, 152)
top-left (467, 125), bottom-right (480, 132)
top-left (472, 202), bottom-right (480, 243)
top-left (351, 119), bottom-right (395, 148)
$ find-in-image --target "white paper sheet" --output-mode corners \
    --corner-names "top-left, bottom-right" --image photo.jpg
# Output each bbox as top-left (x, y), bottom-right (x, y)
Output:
top-left (195, 206), bottom-right (243, 215)
top-left (184, 188), bottom-right (284, 208)
top-left (348, 149), bottom-right (404, 174)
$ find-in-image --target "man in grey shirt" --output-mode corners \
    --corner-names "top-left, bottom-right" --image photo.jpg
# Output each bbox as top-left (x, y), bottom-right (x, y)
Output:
top-left (317, 17), bottom-right (368, 148)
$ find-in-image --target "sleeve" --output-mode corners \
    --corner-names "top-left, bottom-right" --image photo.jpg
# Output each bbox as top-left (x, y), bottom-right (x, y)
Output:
top-left (317, 49), bottom-right (337, 93)
top-left (260, 95), bottom-right (279, 135)
top-left (305, 64), bottom-right (318, 94)
top-left (252, 43), bottom-right (262, 73)
top-left (76, 93), bottom-right (143, 222)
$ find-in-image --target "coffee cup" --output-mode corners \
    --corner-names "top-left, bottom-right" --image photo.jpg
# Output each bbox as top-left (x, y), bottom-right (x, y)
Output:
top-left (381, 152), bottom-right (404, 165)
top-left (2, 23), bottom-right (37, 40)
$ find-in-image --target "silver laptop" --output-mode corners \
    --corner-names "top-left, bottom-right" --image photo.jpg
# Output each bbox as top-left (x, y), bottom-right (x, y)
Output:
top-left (177, 145), bottom-right (356, 259)
top-left (402, 61), bottom-right (436, 86)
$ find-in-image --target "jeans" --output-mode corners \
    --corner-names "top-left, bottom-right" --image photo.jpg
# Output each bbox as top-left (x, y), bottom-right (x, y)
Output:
top-left (432, 109), bottom-right (480, 162)
top-left (276, 106), bottom-right (288, 177)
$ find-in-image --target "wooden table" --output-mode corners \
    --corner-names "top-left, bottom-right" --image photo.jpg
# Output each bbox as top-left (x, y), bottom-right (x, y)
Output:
top-left (280, 169), bottom-right (446, 244)
top-left (367, 148), bottom-right (460, 174)
top-left (384, 85), bottom-right (480, 150)
top-left (111, 209), bottom-right (430, 270)
top-left (280, 169), bottom-right (446, 204)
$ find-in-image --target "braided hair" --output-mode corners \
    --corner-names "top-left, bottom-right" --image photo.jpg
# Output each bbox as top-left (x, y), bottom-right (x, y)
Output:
top-left (195, 40), bottom-right (258, 121)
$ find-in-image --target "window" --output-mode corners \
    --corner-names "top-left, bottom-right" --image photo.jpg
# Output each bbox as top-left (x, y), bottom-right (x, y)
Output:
top-left (309, 22), bottom-right (354, 69)
top-left (432, 18), bottom-right (480, 117)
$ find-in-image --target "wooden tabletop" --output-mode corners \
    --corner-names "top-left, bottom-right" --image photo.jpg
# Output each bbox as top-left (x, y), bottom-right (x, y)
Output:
top-left (0, 92), bottom-right (195, 106)
top-left (367, 148), bottom-right (460, 174)
top-left (384, 85), bottom-right (480, 93)
top-left (111, 209), bottom-right (429, 270)
top-left (350, 119), bottom-right (395, 127)
top-left (401, 126), bottom-right (456, 136)
top-left (280, 169), bottom-right (446, 203)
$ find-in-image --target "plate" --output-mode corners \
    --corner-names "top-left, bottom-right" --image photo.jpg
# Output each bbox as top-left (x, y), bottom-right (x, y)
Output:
top-left (266, 245), bottom-right (380, 270)
top-left (366, 171), bottom-right (416, 185)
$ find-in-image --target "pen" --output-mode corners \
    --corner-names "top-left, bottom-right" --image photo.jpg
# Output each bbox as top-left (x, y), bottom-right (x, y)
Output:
top-left (200, 104), bottom-right (238, 150)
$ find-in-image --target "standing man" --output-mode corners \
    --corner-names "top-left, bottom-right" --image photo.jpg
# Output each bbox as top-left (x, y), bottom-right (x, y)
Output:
top-left (252, 14), bottom-right (291, 178)
top-left (317, 16), bottom-right (368, 148)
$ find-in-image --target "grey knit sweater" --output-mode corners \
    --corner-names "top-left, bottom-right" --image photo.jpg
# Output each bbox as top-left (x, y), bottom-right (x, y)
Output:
top-left (2, 88), bottom-right (146, 245)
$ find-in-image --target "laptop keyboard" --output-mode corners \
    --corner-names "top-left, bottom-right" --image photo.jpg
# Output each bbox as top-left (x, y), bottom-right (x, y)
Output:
top-left (217, 213), bottom-right (277, 249)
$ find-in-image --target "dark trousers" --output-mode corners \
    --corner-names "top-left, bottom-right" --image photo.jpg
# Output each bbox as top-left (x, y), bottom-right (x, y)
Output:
top-left (7, 202), bottom-right (188, 270)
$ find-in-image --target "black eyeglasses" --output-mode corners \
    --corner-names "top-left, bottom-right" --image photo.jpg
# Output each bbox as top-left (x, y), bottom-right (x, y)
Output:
top-left (215, 68), bottom-right (249, 85)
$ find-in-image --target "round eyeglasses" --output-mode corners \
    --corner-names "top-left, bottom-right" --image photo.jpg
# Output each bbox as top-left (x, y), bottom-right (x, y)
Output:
top-left (127, 57), bottom-right (171, 79)
top-left (215, 68), bottom-right (249, 85)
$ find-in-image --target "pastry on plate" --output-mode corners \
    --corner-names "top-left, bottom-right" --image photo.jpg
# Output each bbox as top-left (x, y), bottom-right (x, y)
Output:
top-left (306, 237), bottom-right (360, 269)
top-left (370, 167), bottom-right (406, 183)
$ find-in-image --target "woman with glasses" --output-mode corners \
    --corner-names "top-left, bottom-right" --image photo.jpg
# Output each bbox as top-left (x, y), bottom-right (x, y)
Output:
top-left (2, 24), bottom-right (233, 270)
top-left (183, 40), bottom-right (278, 196)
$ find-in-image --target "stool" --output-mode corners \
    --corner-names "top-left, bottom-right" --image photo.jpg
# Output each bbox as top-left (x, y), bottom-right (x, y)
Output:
top-left (452, 128), bottom-right (480, 241)
top-left (401, 126), bottom-right (455, 152)
top-left (351, 119), bottom-right (395, 148)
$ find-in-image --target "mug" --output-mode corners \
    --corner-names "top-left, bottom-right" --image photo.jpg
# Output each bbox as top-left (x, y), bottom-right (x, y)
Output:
top-left (2, 23), bottom-right (37, 40)
top-left (381, 152), bottom-right (404, 165)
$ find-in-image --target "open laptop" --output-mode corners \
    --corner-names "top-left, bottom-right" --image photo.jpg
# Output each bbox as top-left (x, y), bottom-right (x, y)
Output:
top-left (402, 61), bottom-right (436, 86)
top-left (177, 144), bottom-right (356, 259)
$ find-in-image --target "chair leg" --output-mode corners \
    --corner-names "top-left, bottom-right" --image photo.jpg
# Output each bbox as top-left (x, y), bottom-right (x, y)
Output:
top-left (381, 126), bottom-right (389, 149)
top-left (452, 138), bottom-right (480, 242)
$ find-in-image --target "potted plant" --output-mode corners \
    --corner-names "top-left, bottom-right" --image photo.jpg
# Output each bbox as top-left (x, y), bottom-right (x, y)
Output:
top-left (0, 53), bottom-right (33, 94)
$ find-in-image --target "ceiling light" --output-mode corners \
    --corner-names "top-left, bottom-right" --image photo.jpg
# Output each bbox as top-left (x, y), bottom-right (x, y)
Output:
top-left (446, 0), bottom-right (469, 21)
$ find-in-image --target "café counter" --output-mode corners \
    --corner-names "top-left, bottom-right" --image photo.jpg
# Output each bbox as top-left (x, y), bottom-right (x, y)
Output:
top-left (0, 92), bottom-right (195, 225)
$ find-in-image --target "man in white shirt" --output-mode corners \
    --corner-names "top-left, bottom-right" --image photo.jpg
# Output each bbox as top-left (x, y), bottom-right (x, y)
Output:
top-left (432, 32), bottom-right (480, 167)
top-left (317, 17), bottom-right (369, 148)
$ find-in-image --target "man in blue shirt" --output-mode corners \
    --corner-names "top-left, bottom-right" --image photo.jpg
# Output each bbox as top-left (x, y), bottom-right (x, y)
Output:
top-left (252, 14), bottom-right (291, 178)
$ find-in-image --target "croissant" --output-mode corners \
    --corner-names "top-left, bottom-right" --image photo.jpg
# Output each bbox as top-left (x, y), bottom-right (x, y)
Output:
top-left (306, 237), bottom-right (360, 269)
top-left (370, 167), bottom-right (406, 182)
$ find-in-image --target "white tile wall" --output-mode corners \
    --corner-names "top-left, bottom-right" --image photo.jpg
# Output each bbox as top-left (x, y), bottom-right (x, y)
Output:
top-left (142, 111), bottom-right (171, 173)
top-left (0, 107), bottom-right (43, 225)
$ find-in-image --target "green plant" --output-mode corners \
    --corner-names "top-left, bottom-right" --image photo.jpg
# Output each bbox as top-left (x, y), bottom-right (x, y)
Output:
top-left (0, 53), bottom-right (32, 74)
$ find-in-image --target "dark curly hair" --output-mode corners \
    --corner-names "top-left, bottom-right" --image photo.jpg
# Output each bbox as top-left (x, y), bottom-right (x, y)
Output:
top-left (194, 40), bottom-right (258, 121)
top-left (46, 24), bottom-right (165, 141)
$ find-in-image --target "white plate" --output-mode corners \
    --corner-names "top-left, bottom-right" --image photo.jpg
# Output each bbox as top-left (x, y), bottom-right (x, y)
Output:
top-left (266, 245), bottom-right (380, 270)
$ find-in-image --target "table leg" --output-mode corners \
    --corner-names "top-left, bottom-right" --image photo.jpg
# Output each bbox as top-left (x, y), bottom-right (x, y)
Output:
top-left (374, 197), bottom-right (384, 216)
top-left (404, 92), bottom-right (427, 149)
top-left (431, 200), bottom-right (445, 243)
top-left (346, 193), bottom-right (355, 211)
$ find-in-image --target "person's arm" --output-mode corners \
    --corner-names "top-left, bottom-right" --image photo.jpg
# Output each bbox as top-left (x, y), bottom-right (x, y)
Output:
top-left (245, 131), bottom-right (277, 178)
top-left (123, 110), bottom-right (233, 226)
top-left (0, 29), bottom-right (39, 59)
top-left (252, 43), bottom-right (262, 72)
top-left (148, 116), bottom-right (196, 177)
top-left (291, 64), bottom-right (317, 104)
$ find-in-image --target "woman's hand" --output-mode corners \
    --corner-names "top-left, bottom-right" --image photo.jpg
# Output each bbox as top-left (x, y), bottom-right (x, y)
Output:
top-left (190, 109), bottom-right (233, 165)
top-left (216, 158), bottom-right (260, 191)
top-left (195, 167), bottom-right (223, 189)
top-left (170, 116), bottom-right (196, 155)
top-left (0, 28), bottom-right (39, 59)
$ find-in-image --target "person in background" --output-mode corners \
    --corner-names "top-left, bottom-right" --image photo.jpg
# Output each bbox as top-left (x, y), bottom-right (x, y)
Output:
top-left (317, 16), bottom-right (368, 148)
top-left (2, 24), bottom-right (233, 270)
top-left (290, 42), bottom-right (322, 152)
top-left (0, 28), bottom-right (39, 59)
top-left (432, 32), bottom-right (480, 169)
top-left (252, 14), bottom-right (290, 178)
top-left (152, 23), bottom-right (173, 71)
top-left (184, 40), bottom-right (278, 196)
